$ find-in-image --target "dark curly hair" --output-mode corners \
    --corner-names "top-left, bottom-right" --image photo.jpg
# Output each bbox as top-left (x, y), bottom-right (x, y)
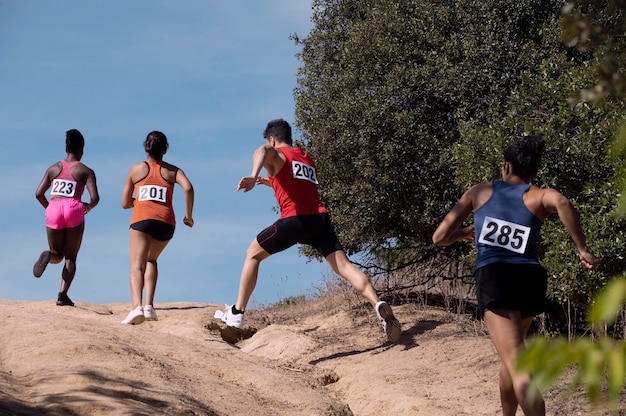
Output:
top-left (503, 135), bottom-right (545, 179)
top-left (144, 131), bottom-right (169, 159)
top-left (263, 119), bottom-right (293, 146)
top-left (66, 129), bottom-right (85, 153)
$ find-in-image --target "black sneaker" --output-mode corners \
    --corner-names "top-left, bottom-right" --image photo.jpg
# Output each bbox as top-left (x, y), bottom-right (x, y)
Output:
top-left (56, 292), bottom-right (75, 307)
top-left (33, 251), bottom-right (51, 278)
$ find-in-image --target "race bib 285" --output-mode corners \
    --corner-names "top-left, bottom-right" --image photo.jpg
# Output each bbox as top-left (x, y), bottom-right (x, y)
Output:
top-left (477, 216), bottom-right (530, 254)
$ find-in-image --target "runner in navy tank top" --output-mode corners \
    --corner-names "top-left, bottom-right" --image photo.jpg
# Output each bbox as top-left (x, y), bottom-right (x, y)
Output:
top-left (433, 135), bottom-right (599, 416)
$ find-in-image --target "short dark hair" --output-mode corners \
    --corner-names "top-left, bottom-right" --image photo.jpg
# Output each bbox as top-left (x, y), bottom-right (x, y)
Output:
top-left (66, 129), bottom-right (85, 153)
top-left (144, 131), bottom-right (169, 158)
top-left (503, 135), bottom-right (545, 179)
top-left (263, 119), bottom-right (293, 146)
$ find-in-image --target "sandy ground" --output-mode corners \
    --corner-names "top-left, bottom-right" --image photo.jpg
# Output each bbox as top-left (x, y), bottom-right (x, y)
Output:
top-left (0, 297), bottom-right (622, 416)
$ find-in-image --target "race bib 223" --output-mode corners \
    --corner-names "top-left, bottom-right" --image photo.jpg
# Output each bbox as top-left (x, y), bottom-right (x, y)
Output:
top-left (51, 178), bottom-right (77, 197)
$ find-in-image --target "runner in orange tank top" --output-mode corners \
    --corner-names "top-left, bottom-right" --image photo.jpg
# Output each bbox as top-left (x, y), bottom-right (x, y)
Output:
top-left (120, 131), bottom-right (195, 325)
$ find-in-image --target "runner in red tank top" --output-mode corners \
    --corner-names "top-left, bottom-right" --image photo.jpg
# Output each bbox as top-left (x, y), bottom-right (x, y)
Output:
top-left (214, 119), bottom-right (401, 343)
top-left (34, 129), bottom-right (100, 306)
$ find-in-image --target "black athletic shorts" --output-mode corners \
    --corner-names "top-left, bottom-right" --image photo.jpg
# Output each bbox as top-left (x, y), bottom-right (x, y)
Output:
top-left (474, 262), bottom-right (548, 318)
top-left (256, 213), bottom-right (343, 257)
top-left (130, 219), bottom-right (175, 242)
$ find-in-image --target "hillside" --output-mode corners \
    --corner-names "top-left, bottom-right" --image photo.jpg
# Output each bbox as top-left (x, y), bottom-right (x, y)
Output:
top-left (0, 296), bottom-right (621, 415)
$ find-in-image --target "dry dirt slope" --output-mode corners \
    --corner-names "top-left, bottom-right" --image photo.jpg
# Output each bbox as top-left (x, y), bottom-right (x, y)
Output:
top-left (0, 298), bottom-right (622, 415)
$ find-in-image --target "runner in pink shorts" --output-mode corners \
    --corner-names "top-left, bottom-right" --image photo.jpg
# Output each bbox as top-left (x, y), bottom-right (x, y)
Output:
top-left (34, 129), bottom-right (100, 306)
top-left (45, 198), bottom-right (85, 230)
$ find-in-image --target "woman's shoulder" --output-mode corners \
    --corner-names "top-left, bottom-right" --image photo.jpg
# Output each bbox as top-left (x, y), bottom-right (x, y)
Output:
top-left (129, 160), bottom-right (150, 170)
top-left (160, 160), bottom-right (179, 172)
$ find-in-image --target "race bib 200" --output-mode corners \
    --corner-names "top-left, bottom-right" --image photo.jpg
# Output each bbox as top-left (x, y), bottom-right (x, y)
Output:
top-left (477, 216), bottom-right (530, 254)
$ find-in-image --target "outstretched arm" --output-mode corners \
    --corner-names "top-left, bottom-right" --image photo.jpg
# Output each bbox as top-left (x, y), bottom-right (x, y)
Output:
top-left (237, 144), bottom-right (280, 192)
top-left (542, 189), bottom-right (600, 269)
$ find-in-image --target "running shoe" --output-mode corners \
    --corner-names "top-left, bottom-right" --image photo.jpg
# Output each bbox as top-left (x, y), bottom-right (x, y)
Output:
top-left (33, 250), bottom-right (51, 278)
top-left (213, 304), bottom-right (244, 329)
top-left (376, 301), bottom-right (401, 343)
top-left (121, 306), bottom-right (145, 325)
top-left (143, 305), bottom-right (158, 321)
top-left (56, 292), bottom-right (75, 307)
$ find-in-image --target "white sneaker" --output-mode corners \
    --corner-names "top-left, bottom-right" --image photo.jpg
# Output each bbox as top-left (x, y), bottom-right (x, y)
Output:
top-left (375, 301), bottom-right (401, 343)
top-left (143, 305), bottom-right (158, 321)
top-left (121, 306), bottom-right (145, 325)
top-left (213, 304), bottom-right (244, 329)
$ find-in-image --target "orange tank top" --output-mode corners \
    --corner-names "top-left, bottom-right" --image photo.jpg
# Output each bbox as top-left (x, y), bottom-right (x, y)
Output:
top-left (130, 160), bottom-right (176, 226)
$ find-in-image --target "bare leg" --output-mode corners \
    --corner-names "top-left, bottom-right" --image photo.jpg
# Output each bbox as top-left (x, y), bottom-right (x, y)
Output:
top-left (129, 229), bottom-right (151, 309)
top-left (484, 309), bottom-right (545, 416)
top-left (58, 224), bottom-right (84, 294)
top-left (235, 238), bottom-right (271, 311)
top-left (324, 250), bottom-right (380, 306)
top-left (143, 239), bottom-right (169, 306)
top-left (45, 223), bottom-right (84, 296)
top-left (45, 227), bottom-right (67, 265)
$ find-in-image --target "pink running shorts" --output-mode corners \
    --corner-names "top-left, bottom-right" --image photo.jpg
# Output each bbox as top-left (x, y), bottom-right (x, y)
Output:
top-left (45, 198), bottom-right (85, 229)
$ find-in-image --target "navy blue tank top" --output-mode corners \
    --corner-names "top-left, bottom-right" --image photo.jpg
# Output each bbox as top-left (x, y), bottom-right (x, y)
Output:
top-left (474, 180), bottom-right (542, 270)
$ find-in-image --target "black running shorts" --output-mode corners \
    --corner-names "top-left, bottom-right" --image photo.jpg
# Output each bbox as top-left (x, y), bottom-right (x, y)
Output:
top-left (474, 262), bottom-right (548, 318)
top-left (256, 213), bottom-right (343, 257)
top-left (130, 219), bottom-right (175, 242)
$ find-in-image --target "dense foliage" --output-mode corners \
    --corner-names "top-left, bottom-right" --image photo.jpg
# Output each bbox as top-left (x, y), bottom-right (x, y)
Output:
top-left (292, 0), bottom-right (626, 331)
top-left (294, 0), bottom-right (567, 253)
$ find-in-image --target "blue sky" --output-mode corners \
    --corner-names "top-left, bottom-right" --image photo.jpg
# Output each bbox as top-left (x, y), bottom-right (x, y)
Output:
top-left (0, 1), bottom-right (333, 308)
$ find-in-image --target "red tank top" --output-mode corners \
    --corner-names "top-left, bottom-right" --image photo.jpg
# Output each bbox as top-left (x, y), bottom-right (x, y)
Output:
top-left (130, 160), bottom-right (176, 226)
top-left (50, 160), bottom-right (85, 200)
top-left (269, 147), bottom-right (327, 219)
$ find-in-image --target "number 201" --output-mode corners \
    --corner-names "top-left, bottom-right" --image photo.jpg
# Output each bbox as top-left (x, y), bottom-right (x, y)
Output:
top-left (139, 186), bottom-right (166, 202)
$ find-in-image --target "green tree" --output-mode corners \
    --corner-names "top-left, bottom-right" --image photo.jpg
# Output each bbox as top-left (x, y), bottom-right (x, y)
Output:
top-left (293, 0), bottom-right (568, 259)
